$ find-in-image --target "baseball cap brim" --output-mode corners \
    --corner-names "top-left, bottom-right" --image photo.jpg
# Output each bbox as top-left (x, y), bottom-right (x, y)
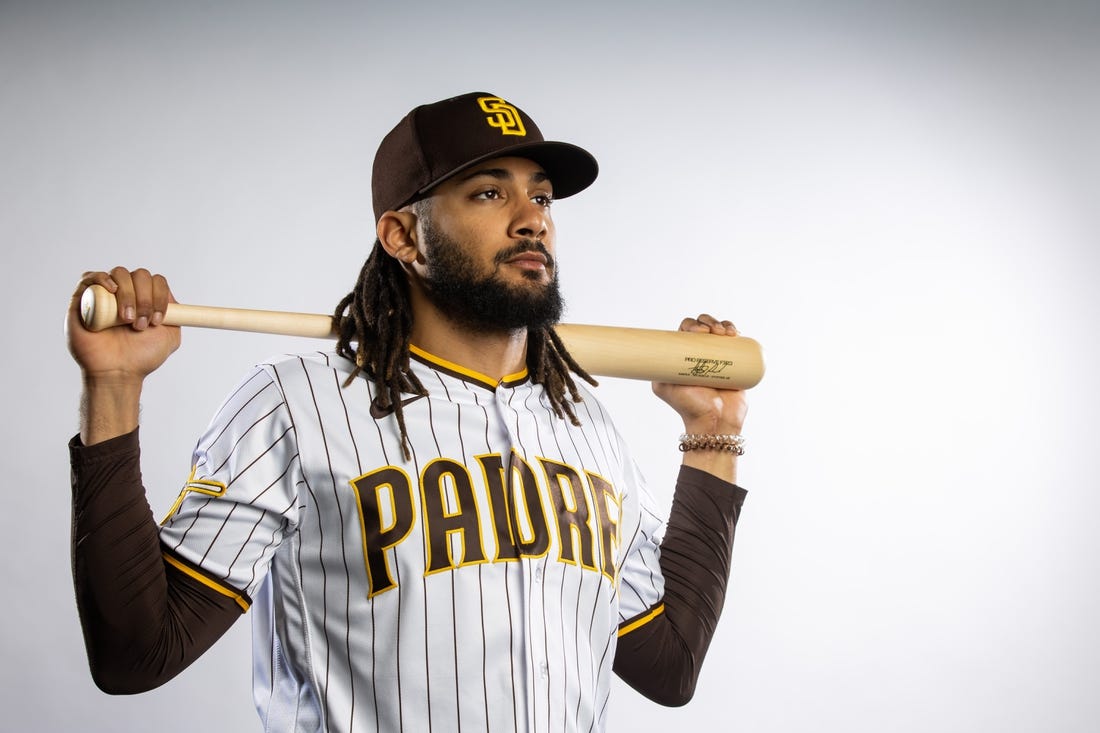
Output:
top-left (415, 140), bottom-right (599, 202)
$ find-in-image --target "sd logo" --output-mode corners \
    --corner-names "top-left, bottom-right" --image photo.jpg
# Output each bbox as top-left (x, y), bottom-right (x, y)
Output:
top-left (478, 96), bottom-right (527, 136)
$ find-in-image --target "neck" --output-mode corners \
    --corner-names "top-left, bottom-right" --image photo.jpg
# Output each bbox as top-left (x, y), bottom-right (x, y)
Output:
top-left (408, 291), bottom-right (529, 382)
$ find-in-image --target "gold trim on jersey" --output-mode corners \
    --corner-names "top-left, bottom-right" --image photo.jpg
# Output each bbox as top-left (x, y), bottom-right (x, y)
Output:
top-left (161, 466), bottom-right (228, 524)
top-left (617, 603), bottom-right (665, 637)
top-left (408, 344), bottom-right (529, 389)
top-left (163, 552), bottom-right (251, 612)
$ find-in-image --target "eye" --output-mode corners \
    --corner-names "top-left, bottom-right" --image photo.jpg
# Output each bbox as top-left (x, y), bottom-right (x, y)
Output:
top-left (532, 192), bottom-right (554, 208)
top-left (472, 188), bottom-right (502, 201)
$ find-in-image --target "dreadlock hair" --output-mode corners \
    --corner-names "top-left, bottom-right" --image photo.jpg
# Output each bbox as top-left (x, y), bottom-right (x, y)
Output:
top-left (333, 240), bottom-right (598, 461)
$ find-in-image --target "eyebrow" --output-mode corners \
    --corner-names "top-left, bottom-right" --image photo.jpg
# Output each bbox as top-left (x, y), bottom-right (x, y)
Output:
top-left (456, 167), bottom-right (551, 185)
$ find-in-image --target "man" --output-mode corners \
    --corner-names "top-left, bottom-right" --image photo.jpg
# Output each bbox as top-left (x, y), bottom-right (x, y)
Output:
top-left (66, 92), bottom-right (749, 733)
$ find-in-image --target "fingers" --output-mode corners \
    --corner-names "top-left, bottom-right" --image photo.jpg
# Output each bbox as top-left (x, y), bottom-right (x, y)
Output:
top-left (77, 267), bottom-right (173, 331)
top-left (679, 313), bottom-right (739, 337)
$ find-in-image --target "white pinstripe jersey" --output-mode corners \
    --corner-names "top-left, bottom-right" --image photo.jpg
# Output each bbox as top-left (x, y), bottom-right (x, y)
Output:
top-left (159, 346), bottom-right (667, 733)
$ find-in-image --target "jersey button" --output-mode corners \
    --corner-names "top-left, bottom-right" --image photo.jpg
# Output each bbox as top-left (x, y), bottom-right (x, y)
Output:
top-left (534, 567), bottom-right (543, 583)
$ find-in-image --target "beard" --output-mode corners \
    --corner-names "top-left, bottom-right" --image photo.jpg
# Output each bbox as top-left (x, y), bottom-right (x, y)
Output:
top-left (418, 216), bottom-right (564, 333)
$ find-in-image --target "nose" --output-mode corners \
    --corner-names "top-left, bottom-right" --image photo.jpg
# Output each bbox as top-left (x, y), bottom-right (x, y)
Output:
top-left (509, 198), bottom-right (550, 241)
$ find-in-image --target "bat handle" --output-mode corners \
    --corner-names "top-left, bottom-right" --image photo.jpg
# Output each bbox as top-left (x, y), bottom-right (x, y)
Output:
top-left (79, 284), bottom-right (340, 338)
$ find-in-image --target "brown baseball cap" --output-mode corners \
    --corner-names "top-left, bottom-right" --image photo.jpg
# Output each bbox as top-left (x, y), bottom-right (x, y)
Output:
top-left (371, 92), bottom-right (599, 222)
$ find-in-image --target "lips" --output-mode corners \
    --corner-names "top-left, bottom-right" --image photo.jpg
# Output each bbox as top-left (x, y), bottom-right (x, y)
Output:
top-left (496, 241), bottom-right (554, 272)
top-left (505, 251), bottom-right (548, 266)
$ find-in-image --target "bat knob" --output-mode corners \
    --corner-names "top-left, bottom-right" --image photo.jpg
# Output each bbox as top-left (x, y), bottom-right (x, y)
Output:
top-left (80, 284), bottom-right (118, 332)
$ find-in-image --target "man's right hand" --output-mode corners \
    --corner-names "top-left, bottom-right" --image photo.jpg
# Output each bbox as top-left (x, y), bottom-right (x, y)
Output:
top-left (66, 268), bottom-right (181, 444)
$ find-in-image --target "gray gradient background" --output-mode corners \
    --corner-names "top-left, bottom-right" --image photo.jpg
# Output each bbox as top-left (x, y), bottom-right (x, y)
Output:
top-left (3, 1), bottom-right (1099, 731)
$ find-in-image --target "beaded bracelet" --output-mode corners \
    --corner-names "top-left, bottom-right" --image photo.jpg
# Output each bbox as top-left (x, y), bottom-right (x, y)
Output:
top-left (678, 433), bottom-right (745, 455)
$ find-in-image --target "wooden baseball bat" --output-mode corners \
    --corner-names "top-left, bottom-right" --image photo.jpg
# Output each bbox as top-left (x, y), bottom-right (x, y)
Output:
top-left (79, 284), bottom-right (765, 389)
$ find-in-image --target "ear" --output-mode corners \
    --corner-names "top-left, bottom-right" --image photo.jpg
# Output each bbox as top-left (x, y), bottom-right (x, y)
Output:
top-left (377, 210), bottom-right (420, 265)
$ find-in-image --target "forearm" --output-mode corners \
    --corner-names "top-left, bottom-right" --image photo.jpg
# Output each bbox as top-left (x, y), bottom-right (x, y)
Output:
top-left (79, 376), bottom-right (143, 446)
top-left (680, 449), bottom-right (737, 485)
top-left (614, 465), bottom-right (746, 705)
top-left (70, 430), bottom-right (241, 693)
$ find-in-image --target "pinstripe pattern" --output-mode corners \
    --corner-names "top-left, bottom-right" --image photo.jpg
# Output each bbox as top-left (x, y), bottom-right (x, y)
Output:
top-left (159, 348), bottom-right (666, 733)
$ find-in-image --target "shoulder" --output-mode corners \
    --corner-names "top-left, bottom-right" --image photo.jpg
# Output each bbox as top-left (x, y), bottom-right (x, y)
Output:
top-left (209, 351), bottom-right (357, 414)
top-left (253, 350), bottom-right (356, 386)
top-left (257, 349), bottom-right (352, 373)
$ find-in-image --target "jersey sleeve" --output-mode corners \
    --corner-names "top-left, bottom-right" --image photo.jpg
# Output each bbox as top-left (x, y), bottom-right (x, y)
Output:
top-left (158, 364), bottom-right (302, 602)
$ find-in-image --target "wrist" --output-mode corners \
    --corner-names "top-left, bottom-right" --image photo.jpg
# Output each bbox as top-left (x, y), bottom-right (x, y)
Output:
top-left (676, 431), bottom-right (743, 485)
top-left (81, 370), bottom-right (147, 391)
top-left (681, 417), bottom-right (743, 436)
top-left (678, 433), bottom-right (744, 455)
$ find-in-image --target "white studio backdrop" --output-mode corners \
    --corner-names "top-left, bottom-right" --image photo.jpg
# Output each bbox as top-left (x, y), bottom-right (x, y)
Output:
top-left (2, 1), bottom-right (1098, 731)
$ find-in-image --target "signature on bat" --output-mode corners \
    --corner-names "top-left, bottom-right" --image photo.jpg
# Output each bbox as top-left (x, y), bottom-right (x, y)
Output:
top-left (680, 357), bottom-right (734, 379)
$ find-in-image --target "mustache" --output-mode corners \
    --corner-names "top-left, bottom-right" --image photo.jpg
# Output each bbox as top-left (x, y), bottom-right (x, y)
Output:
top-left (494, 240), bottom-right (555, 270)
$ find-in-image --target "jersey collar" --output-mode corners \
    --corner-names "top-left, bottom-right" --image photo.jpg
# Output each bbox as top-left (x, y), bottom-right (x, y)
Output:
top-left (408, 344), bottom-right (530, 390)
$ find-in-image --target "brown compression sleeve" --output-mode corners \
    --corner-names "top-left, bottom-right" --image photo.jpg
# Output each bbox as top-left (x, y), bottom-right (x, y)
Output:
top-left (70, 429), bottom-right (245, 694)
top-left (613, 465), bottom-right (747, 706)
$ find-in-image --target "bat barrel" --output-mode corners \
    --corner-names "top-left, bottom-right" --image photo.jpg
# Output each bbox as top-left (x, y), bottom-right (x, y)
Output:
top-left (554, 324), bottom-right (764, 389)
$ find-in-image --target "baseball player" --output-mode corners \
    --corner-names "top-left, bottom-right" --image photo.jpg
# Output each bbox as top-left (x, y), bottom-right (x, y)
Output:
top-left (66, 92), bottom-right (749, 733)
